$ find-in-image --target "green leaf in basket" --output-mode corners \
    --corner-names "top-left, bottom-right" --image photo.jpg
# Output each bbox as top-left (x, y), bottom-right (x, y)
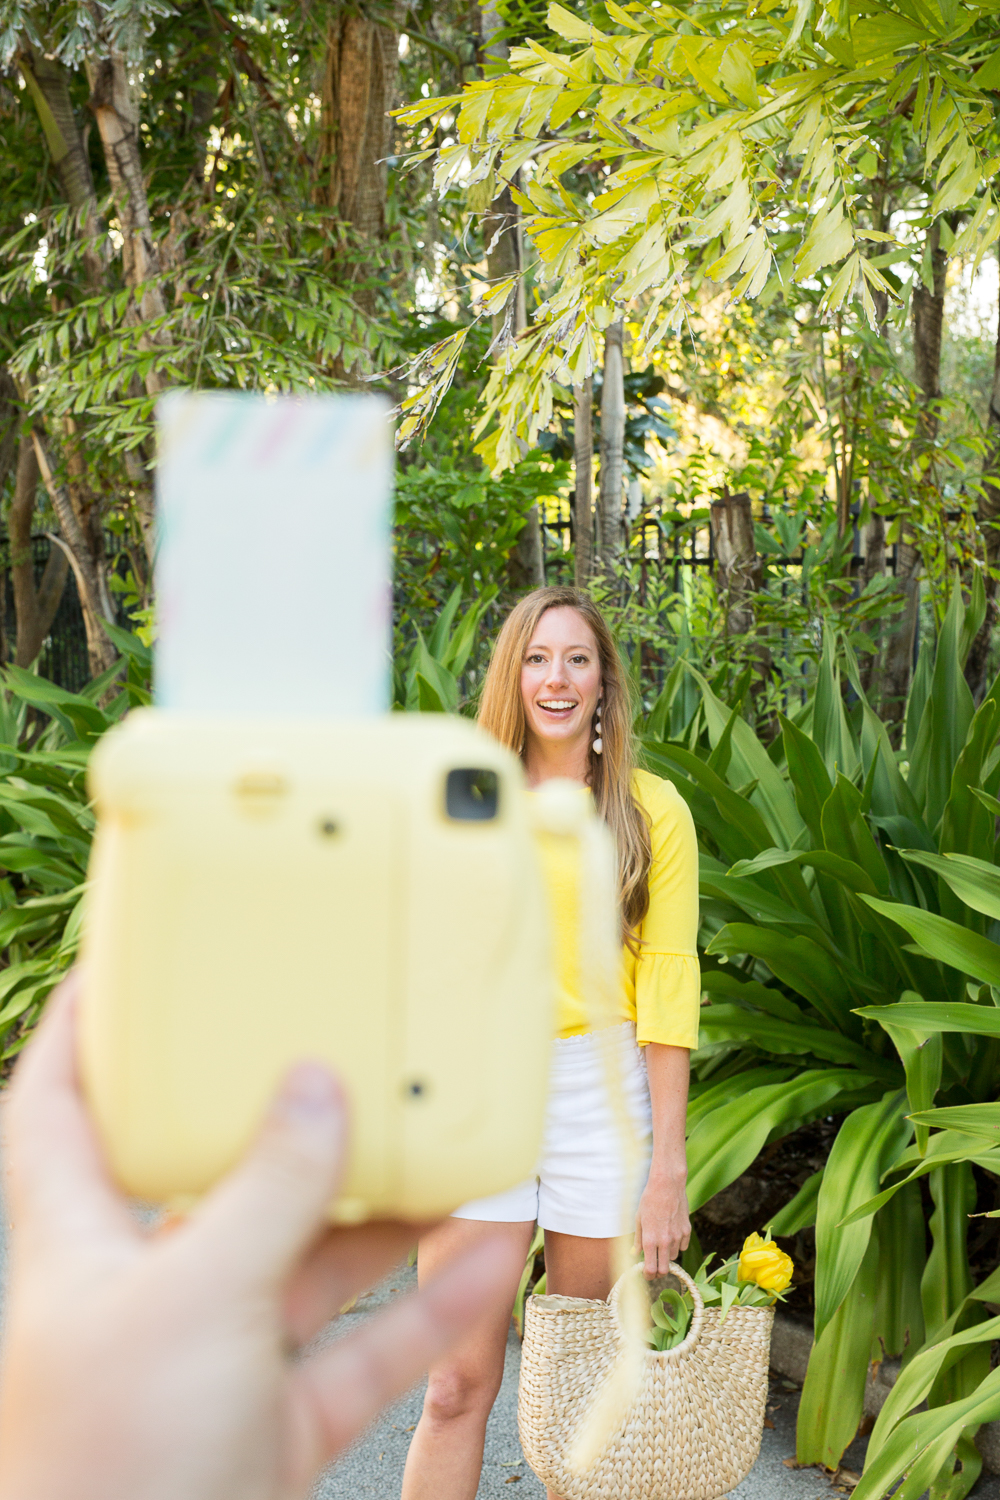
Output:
top-left (737, 1282), bottom-right (783, 1309)
top-left (650, 1298), bottom-right (675, 1330)
top-left (645, 1287), bottom-right (692, 1350)
top-left (719, 1279), bottom-right (740, 1324)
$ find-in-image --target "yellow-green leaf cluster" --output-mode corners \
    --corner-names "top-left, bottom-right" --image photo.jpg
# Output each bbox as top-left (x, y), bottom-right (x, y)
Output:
top-left (393, 0), bottom-right (1000, 470)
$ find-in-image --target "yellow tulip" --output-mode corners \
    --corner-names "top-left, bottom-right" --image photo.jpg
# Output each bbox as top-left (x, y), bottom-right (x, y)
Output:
top-left (737, 1232), bottom-right (794, 1295)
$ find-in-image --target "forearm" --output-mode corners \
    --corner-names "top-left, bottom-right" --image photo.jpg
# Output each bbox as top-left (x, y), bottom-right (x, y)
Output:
top-left (644, 1042), bottom-right (690, 1184)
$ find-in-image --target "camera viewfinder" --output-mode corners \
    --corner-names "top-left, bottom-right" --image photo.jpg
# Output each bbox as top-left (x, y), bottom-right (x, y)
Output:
top-left (445, 768), bottom-right (499, 822)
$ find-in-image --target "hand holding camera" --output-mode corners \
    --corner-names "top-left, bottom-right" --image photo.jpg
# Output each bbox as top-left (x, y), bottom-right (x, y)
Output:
top-left (0, 974), bottom-right (526, 1500)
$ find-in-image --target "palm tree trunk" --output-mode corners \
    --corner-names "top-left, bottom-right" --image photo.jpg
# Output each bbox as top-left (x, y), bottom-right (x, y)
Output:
top-left (881, 221), bottom-right (946, 726)
top-left (0, 370), bottom-right (70, 671)
top-left (574, 378), bottom-right (594, 587)
top-left (86, 53), bottom-right (169, 360)
top-left (479, 0), bottom-right (542, 590)
top-left (598, 320), bottom-right (625, 577)
top-left (710, 491), bottom-right (760, 639)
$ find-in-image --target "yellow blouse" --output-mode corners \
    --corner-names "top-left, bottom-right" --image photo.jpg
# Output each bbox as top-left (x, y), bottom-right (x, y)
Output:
top-left (536, 769), bottom-right (701, 1049)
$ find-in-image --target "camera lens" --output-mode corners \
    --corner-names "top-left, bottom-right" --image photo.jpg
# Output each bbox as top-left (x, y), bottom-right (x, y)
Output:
top-left (445, 768), bottom-right (499, 821)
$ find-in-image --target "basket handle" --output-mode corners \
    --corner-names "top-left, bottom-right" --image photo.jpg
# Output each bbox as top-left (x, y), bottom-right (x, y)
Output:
top-left (610, 1260), bottom-right (705, 1357)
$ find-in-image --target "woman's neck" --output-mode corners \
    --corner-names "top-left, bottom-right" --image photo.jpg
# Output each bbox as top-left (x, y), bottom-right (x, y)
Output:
top-left (523, 734), bottom-right (591, 789)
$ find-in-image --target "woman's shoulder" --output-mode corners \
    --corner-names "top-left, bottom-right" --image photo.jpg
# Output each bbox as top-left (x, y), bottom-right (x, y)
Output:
top-left (632, 767), bottom-right (694, 841)
top-left (632, 767), bottom-right (683, 816)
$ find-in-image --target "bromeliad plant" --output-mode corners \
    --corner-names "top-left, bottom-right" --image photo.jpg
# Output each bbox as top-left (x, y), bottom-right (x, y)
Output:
top-left (640, 575), bottom-right (1000, 1499)
top-left (646, 1232), bottom-right (795, 1352)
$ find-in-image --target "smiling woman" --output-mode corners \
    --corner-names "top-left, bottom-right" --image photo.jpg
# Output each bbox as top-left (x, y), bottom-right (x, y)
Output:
top-left (401, 586), bottom-right (700, 1500)
top-left (479, 587), bottom-right (658, 940)
top-left (520, 609), bottom-right (603, 759)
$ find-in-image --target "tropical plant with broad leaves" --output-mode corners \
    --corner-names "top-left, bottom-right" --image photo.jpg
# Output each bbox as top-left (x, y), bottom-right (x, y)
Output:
top-left (10, 577), bottom-right (1000, 1495)
top-left (0, 622), bottom-right (150, 1066)
top-left (640, 573), bottom-right (1000, 1497)
top-left (393, 584), bottom-right (498, 713)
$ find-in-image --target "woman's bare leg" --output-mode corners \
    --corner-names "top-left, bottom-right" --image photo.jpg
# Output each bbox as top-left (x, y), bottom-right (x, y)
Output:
top-left (540, 1231), bottom-right (632, 1500)
top-left (401, 1216), bottom-right (535, 1500)
top-left (543, 1229), bottom-right (630, 1301)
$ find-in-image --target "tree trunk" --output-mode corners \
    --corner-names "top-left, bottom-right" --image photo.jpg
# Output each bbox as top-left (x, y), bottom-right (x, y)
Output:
top-left (31, 432), bottom-right (116, 676)
top-left (882, 537), bottom-right (921, 725)
top-left (859, 511), bottom-right (887, 699)
top-left (14, 52), bottom-right (122, 639)
top-left (574, 378), bottom-right (594, 587)
top-left (10, 437), bottom-right (69, 667)
top-left (479, 0), bottom-right (541, 590)
top-left (87, 53), bottom-right (169, 360)
top-left (1, 369), bottom-right (70, 670)
top-left (598, 320), bottom-right (625, 576)
top-left (316, 2), bottom-right (405, 316)
top-left (966, 241), bottom-right (1000, 701)
top-left (496, 186), bottom-right (542, 588)
top-left (480, 3), bottom-right (526, 335)
top-left (710, 491), bottom-right (760, 638)
top-left (484, 183), bottom-right (527, 335)
top-left (489, 174), bottom-right (540, 587)
top-left (912, 221), bottom-right (946, 442)
top-left (507, 489), bottom-right (545, 591)
top-left (17, 47), bottom-right (106, 287)
top-left (86, 50), bottom-right (165, 564)
top-left (0, 367), bottom-right (17, 496)
top-left (881, 222), bottom-right (946, 725)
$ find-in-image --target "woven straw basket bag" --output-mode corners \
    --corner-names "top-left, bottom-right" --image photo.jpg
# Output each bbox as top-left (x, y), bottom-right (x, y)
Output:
top-left (518, 1262), bottom-right (774, 1500)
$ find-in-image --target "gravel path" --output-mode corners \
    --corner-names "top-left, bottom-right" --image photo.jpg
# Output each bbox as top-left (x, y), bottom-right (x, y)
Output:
top-left (0, 1209), bottom-right (996, 1500)
top-left (312, 1264), bottom-right (1000, 1500)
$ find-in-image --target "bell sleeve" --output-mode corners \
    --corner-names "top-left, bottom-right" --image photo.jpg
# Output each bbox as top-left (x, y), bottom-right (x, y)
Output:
top-left (634, 779), bottom-right (701, 1049)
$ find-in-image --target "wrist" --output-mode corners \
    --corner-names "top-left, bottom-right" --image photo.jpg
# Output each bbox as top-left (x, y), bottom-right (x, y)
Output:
top-left (646, 1159), bottom-right (687, 1188)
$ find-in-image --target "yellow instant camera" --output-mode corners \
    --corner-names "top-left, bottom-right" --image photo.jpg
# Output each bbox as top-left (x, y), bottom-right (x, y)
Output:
top-left (79, 709), bottom-right (554, 1221)
top-left (77, 391), bottom-right (564, 1222)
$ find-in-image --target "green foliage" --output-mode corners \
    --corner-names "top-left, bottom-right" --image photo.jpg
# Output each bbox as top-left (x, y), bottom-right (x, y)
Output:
top-left (0, 0), bottom-right (489, 616)
top-left (392, 585), bottom-right (498, 713)
top-left (394, 450), bottom-right (569, 640)
top-left (4, 203), bottom-right (396, 456)
top-left (646, 1247), bottom-right (790, 1351)
top-left (396, 0), bottom-right (1000, 469)
top-left (9, 572), bottom-right (1000, 1495)
top-left (0, 625), bottom-right (150, 1064)
top-left (637, 576), bottom-right (1000, 1492)
top-left (798, 1233), bottom-right (881, 1469)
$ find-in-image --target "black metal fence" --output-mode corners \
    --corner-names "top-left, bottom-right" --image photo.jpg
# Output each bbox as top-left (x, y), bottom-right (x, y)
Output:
top-left (539, 495), bottom-right (906, 589)
top-left (539, 495), bottom-right (728, 586)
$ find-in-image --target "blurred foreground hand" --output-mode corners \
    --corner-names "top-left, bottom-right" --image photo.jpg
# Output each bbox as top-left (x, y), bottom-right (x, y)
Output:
top-left (0, 974), bottom-right (522, 1500)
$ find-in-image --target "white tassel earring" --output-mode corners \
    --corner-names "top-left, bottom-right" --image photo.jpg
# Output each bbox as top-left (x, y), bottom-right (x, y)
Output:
top-left (592, 700), bottom-right (603, 755)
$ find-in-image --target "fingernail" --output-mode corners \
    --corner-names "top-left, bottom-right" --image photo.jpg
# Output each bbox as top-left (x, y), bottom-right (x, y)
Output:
top-left (277, 1062), bottom-right (340, 1124)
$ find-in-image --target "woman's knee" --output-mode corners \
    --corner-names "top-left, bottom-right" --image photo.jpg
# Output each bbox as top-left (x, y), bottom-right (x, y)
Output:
top-left (422, 1362), bottom-right (503, 1425)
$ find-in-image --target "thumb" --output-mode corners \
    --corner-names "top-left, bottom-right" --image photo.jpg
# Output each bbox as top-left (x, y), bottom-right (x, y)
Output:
top-left (185, 1062), bottom-right (347, 1292)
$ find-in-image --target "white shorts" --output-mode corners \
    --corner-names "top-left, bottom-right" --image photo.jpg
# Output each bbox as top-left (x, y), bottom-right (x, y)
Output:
top-left (453, 1021), bottom-right (653, 1238)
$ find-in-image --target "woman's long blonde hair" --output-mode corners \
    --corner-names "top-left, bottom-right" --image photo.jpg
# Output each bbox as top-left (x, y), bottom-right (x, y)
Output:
top-left (478, 586), bottom-right (652, 941)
